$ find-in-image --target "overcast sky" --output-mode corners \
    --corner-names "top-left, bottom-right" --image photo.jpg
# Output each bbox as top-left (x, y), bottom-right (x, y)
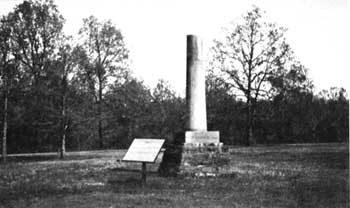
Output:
top-left (1, 0), bottom-right (349, 95)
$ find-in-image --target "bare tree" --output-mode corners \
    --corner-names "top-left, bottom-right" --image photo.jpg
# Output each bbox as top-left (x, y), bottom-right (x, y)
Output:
top-left (210, 6), bottom-right (292, 145)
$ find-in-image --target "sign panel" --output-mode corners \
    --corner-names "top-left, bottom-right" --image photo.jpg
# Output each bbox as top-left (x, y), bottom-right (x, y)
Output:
top-left (122, 138), bottom-right (165, 163)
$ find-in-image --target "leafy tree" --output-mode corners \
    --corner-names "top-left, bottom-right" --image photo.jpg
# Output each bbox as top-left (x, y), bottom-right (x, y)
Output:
top-left (314, 87), bottom-right (349, 142)
top-left (10, 0), bottom-right (64, 82)
top-left (267, 62), bottom-right (314, 142)
top-left (52, 36), bottom-right (76, 158)
top-left (5, 0), bottom-right (65, 152)
top-left (76, 15), bottom-right (128, 148)
top-left (104, 77), bottom-right (152, 148)
top-left (206, 70), bottom-right (246, 145)
top-left (147, 79), bottom-right (186, 143)
top-left (0, 15), bottom-right (15, 162)
top-left (318, 87), bottom-right (348, 101)
top-left (210, 6), bottom-right (293, 145)
top-left (269, 62), bottom-right (313, 96)
top-left (150, 80), bottom-right (177, 139)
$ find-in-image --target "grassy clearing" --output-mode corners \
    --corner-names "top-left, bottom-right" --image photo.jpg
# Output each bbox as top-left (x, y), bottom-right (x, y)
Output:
top-left (0, 143), bottom-right (348, 208)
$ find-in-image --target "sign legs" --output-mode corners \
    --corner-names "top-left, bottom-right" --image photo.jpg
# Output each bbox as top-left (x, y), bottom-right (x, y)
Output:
top-left (142, 162), bottom-right (147, 185)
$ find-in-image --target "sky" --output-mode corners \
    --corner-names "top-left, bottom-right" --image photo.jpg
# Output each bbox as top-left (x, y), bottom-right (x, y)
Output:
top-left (1, 0), bottom-right (349, 96)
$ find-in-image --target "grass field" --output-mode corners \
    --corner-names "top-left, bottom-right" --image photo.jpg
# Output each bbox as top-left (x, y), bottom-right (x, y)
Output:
top-left (0, 143), bottom-right (348, 208)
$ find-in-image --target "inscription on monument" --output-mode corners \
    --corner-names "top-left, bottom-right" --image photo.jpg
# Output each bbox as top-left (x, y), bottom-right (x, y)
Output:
top-left (185, 131), bottom-right (220, 144)
top-left (122, 138), bottom-right (165, 163)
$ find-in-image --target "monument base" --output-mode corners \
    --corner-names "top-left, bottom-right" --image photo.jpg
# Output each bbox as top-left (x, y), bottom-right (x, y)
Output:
top-left (158, 131), bottom-right (223, 177)
top-left (180, 133), bottom-right (224, 176)
top-left (184, 131), bottom-right (223, 152)
top-left (184, 130), bottom-right (222, 152)
top-left (185, 131), bottom-right (220, 144)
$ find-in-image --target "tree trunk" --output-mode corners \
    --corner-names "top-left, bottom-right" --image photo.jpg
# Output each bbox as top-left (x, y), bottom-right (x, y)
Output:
top-left (127, 120), bottom-right (133, 142)
top-left (245, 31), bottom-right (256, 146)
top-left (98, 80), bottom-right (103, 149)
top-left (60, 95), bottom-right (67, 159)
top-left (60, 131), bottom-right (66, 159)
top-left (248, 107), bottom-right (254, 145)
top-left (98, 120), bottom-right (103, 148)
top-left (77, 135), bottom-right (81, 151)
top-left (246, 100), bottom-right (253, 146)
top-left (60, 75), bottom-right (68, 159)
top-left (2, 83), bottom-right (8, 163)
top-left (246, 77), bottom-right (253, 146)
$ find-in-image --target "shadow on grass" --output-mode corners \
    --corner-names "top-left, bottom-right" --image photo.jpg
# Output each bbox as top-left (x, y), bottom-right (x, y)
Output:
top-left (3, 155), bottom-right (60, 163)
top-left (158, 132), bottom-right (184, 177)
top-left (107, 177), bottom-right (147, 193)
top-left (2, 154), bottom-right (109, 163)
top-left (0, 182), bottom-right (105, 205)
top-left (291, 175), bottom-right (349, 208)
top-left (107, 169), bottom-right (168, 193)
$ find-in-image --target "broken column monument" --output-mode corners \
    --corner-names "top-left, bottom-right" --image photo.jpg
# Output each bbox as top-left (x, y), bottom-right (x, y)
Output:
top-left (185, 34), bottom-right (221, 148)
top-left (158, 35), bottom-right (223, 176)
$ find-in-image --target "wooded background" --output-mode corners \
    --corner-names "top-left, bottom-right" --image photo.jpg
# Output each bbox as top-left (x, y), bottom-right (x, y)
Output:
top-left (0, 1), bottom-right (348, 155)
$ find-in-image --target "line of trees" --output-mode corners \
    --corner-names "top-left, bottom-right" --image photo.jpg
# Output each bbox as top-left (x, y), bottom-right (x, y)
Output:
top-left (0, 0), bottom-right (185, 161)
top-left (207, 6), bottom-right (348, 145)
top-left (1, 1), bottom-right (348, 161)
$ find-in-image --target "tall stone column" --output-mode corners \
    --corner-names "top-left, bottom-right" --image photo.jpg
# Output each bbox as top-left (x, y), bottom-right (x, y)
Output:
top-left (185, 35), bottom-right (220, 145)
top-left (186, 35), bottom-right (207, 131)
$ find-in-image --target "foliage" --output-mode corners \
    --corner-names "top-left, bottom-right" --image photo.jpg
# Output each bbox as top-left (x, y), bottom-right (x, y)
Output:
top-left (0, 2), bottom-right (348, 154)
top-left (1, 0), bottom-right (66, 154)
top-left (0, 14), bottom-right (14, 162)
top-left (10, 0), bottom-right (64, 79)
top-left (149, 80), bottom-right (186, 141)
top-left (208, 6), bottom-right (344, 145)
top-left (75, 15), bottom-right (129, 148)
top-left (210, 7), bottom-right (295, 145)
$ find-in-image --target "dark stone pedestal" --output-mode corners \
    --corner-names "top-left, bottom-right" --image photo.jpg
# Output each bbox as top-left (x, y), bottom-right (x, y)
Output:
top-left (179, 131), bottom-right (223, 175)
top-left (158, 139), bottom-right (223, 177)
top-left (179, 142), bottom-right (225, 176)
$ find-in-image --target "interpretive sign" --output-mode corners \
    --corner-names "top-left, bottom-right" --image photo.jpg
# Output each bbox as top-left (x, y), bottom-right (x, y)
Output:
top-left (122, 138), bottom-right (165, 163)
top-left (122, 138), bottom-right (165, 184)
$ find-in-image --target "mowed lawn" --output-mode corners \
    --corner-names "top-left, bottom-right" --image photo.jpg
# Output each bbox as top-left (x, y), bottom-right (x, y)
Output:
top-left (0, 143), bottom-right (348, 208)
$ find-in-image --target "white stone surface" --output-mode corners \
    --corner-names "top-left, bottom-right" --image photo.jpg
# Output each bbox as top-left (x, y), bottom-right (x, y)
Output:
top-left (186, 35), bottom-right (207, 131)
top-left (185, 131), bottom-right (220, 144)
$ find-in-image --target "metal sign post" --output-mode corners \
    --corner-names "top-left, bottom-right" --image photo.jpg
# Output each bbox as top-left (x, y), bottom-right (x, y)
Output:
top-left (142, 162), bottom-right (146, 185)
top-left (122, 138), bottom-right (165, 184)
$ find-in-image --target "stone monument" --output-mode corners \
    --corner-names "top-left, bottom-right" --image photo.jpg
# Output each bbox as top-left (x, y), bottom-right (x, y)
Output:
top-left (159, 35), bottom-right (223, 176)
top-left (185, 35), bottom-right (221, 147)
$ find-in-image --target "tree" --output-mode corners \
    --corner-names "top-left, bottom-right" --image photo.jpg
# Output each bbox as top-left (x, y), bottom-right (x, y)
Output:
top-left (318, 87), bottom-right (348, 101)
top-left (150, 79), bottom-right (182, 138)
top-left (269, 62), bottom-right (313, 97)
top-left (210, 6), bottom-right (293, 145)
top-left (53, 36), bottom-right (75, 158)
top-left (268, 63), bottom-right (314, 143)
top-left (77, 16), bottom-right (128, 148)
top-left (7, 0), bottom-right (65, 153)
top-left (150, 80), bottom-right (177, 139)
top-left (0, 15), bottom-right (14, 162)
top-left (314, 87), bottom-right (349, 142)
top-left (103, 77), bottom-right (152, 148)
top-left (206, 70), bottom-right (246, 145)
top-left (10, 0), bottom-right (64, 83)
